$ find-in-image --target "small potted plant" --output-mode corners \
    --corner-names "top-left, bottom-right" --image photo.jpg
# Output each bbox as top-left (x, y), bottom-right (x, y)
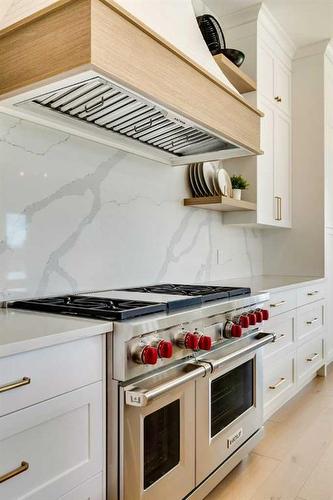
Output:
top-left (230, 174), bottom-right (249, 200)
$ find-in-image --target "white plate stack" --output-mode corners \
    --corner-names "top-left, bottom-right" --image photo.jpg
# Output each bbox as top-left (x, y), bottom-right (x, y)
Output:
top-left (188, 161), bottom-right (232, 197)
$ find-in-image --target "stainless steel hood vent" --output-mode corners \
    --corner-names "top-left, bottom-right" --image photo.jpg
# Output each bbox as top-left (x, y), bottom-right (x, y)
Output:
top-left (25, 76), bottom-right (238, 159)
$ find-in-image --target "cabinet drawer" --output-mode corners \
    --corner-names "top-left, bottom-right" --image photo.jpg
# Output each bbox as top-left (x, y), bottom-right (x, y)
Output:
top-left (263, 310), bottom-right (295, 358)
top-left (297, 301), bottom-right (325, 343)
top-left (268, 289), bottom-right (297, 317)
top-left (0, 336), bottom-right (103, 417)
top-left (0, 382), bottom-right (103, 500)
top-left (59, 473), bottom-right (104, 500)
top-left (264, 353), bottom-right (295, 407)
top-left (297, 282), bottom-right (326, 307)
top-left (297, 336), bottom-right (324, 383)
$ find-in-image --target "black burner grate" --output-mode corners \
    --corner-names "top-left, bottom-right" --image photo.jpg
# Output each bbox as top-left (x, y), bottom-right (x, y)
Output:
top-left (10, 295), bottom-right (167, 320)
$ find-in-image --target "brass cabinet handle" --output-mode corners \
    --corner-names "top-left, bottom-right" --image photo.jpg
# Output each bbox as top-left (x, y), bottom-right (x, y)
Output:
top-left (269, 377), bottom-right (287, 389)
top-left (270, 300), bottom-right (286, 308)
top-left (307, 291), bottom-right (319, 296)
top-left (274, 96), bottom-right (282, 102)
top-left (306, 317), bottom-right (319, 325)
top-left (0, 461), bottom-right (29, 484)
top-left (0, 377), bottom-right (31, 394)
top-left (306, 353), bottom-right (320, 362)
top-left (274, 196), bottom-right (282, 221)
top-left (275, 333), bottom-right (286, 342)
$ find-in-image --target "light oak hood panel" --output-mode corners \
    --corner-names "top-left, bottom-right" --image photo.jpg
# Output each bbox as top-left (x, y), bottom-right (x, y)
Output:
top-left (0, 0), bottom-right (263, 165)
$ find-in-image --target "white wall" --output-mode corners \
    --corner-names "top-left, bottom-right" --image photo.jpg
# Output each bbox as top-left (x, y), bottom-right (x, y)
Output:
top-left (0, 113), bottom-right (263, 300)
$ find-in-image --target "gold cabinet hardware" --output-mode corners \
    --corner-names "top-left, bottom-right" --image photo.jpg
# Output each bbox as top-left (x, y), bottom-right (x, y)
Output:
top-left (0, 377), bottom-right (31, 394)
top-left (275, 333), bottom-right (286, 342)
top-left (306, 353), bottom-right (320, 362)
top-left (270, 300), bottom-right (286, 308)
top-left (269, 377), bottom-right (286, 390)
top-left (307, 291), bottom-right (319, 296)
top-left (274, 96), bottom-right (282, 102)
top-left (0, 461), bottom-right (29, 484)
top-left (274, 196), bottom-right (282, 221)
top-left (306, 317), bottom-right (319, 325)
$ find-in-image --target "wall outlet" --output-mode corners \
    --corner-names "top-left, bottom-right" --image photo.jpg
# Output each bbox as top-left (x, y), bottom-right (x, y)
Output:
top-left (216, 249), bottom-right (223, 265)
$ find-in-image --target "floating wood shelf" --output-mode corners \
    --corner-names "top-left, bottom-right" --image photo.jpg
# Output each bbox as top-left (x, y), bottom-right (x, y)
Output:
top-left (213, 54), bottom-right (256, 94)
top-left (184, 196), bottom-right (257, 212)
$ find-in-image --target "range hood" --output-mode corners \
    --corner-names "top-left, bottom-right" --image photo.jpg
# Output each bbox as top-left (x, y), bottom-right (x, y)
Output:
top-left (0, 0), bottom-right (263, 166)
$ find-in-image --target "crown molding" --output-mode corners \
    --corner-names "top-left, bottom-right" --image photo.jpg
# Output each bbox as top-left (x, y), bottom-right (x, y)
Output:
top-left (258, 4), bottom-right (296, 57)
top-left (294, 39), bottom-right (331, 61)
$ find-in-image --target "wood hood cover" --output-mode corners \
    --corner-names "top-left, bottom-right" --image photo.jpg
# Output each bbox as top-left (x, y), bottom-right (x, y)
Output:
top-left (0, 0), bottom-right (263, 165)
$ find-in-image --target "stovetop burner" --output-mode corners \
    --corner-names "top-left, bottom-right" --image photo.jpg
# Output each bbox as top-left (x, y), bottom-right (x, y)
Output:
top-left (10, 295), bottom-right (167, 320)
top-left (120, 283), bottom-right (251, 302)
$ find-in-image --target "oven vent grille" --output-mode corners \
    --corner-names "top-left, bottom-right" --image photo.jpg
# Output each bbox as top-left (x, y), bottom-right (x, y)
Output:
top-left (32, 77), bottom-right (237, 157)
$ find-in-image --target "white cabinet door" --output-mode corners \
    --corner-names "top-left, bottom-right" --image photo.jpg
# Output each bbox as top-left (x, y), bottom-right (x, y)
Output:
top-left (274, 111), bottom-right (291, 227)
top-left (274, 59), bottom-right (291, 116)
top-left (258, 44), bottom-right (275, 102)
top-left (0, 382), bottom-right (103, 500)
top-left (326, 228), bottom-right (333, 363)
top-left (257, 97), bottom-right (275, 225)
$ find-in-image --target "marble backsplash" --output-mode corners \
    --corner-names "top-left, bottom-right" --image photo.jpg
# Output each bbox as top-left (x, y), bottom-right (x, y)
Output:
top-left (0, 112), bottom-right (263, 300)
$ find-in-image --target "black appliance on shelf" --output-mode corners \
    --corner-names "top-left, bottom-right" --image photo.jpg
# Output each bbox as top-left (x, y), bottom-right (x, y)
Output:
top-left (197, 14), bottom-right (245, 67)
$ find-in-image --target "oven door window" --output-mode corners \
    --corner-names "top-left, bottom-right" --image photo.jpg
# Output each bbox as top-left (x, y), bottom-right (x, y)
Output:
top-left (211, 359), bottom-right (254, 438)
top-left (144, 399), bottom-right (180, 489)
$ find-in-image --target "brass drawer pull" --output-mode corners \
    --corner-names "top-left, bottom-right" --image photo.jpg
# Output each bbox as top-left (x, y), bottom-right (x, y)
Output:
top-left (0, 377), bottom-right (31, 394)
top-left (307, 291), bottom-right (319, 296)
top-left (306, 317), bottom-right (319, 325)
top-left (275, 333), bottom-right (286, 343)
top-left (269, 377), bottom-right (287, 390)
top-left (306, 353), bottom-right (320, 362)
top-left (0, 461), bottom-right (29, 484)
top-left (274, 96), bottom-right (282, 102)
top-left (270, 300), bottom-right (286, 308)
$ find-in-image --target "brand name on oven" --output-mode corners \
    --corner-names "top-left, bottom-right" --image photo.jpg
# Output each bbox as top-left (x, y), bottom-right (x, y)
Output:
top-left (227, 428), bottom-right (243, 448)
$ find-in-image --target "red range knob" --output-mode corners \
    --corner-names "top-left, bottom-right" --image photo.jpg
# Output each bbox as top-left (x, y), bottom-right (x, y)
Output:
top-left (158, 340), bottom-right (173, 359)
top-left (261, 309), bottom-right (270, 320)
top-left (185, 332), bottom-right (199, 350)
top-left (248, 313), bottom-right (257, 326)
top-left (239, 315), bottom-right (250, 328)
top-left (231, 324), bottom-right (242, 337)
top-left (142, 346), bottom-right (158, 365)
top-left (198, 335), bottom-right (212, 351)
top-left (255, 311), bottom-right (263, 323)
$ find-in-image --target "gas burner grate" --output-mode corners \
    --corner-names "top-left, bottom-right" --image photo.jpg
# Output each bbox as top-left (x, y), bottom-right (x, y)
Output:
top-left (10, 295), bottom-right (167, 320)
top-left (120, 283), bottom-right (251, 302)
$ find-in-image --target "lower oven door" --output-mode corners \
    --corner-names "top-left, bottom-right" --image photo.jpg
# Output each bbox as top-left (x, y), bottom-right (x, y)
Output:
top-left (120, 367), bottom-right (199, 500)
top-left (196, 344), bottom-right (264, 485)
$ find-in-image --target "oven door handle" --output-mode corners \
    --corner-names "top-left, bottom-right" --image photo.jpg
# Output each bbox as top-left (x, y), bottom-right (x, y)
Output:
top-left (208, 332), bottom-right (276, 372)
top-left (124, 363), bottom-right (209, 407)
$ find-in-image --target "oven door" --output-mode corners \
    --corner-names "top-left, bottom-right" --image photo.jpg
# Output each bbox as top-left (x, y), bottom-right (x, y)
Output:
top-left (195, 339), bottom-right (264, 485)
top-left (120, 364), bottom-right (204, 500)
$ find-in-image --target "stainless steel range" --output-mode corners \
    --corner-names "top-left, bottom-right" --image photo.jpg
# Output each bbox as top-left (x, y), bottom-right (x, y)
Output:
top-left (10, 284), bottom-right (276, 500)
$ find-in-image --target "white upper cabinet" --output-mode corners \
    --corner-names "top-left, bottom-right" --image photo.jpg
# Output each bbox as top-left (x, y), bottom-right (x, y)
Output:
top-left (222, 4), bottom-right (295, 228)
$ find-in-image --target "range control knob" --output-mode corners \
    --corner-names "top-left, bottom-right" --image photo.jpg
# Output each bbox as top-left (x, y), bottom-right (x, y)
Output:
top-left (255, 310), bottom-right (264, 323)
top-left (133, 345), bottom-right (158, 365)
top-left (157, 340), bottom-right (173, 359)
top-left (176, 331), bottom-right (199, 350)
top-left (231, 324), bottom-right (242, 337)
top-left (224, 321), bottom-right (242, 338)
top-left (196, 333), bottom-right (212, 351)
top-left (239, 315), bottom-right (250, 328)
top-left (248, 313), bottom-right (257, 326)
top-left (261, 309), bottom-right (270, 320)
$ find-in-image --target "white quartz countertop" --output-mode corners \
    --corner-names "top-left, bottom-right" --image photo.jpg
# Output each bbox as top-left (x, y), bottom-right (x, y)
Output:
top-left (209, 275), bottom-right (326, 294)
top-left (0, 308), bottom-right (112, 358)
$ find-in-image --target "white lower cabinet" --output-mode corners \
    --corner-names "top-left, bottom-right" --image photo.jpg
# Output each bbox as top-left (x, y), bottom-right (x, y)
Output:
top-left (0, 336), bottom-right (105, 500)
top-left (59, 473), bottom-right (104, 500)
top-left (263, 282), bottom-right (327, 421)
top-left (0, 382), bottom-right (103, 500)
